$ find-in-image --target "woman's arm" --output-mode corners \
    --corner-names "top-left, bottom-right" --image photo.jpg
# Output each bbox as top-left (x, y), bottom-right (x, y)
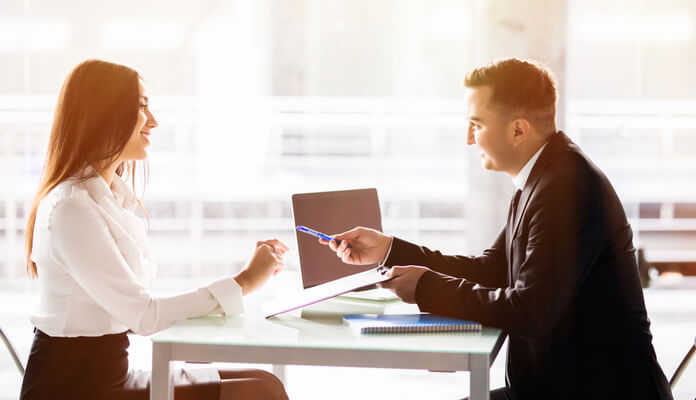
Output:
top-left (48, 197), bottom-right (281, 335)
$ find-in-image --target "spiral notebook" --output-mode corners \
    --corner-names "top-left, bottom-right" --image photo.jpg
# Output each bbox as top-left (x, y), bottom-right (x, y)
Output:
top-left (342, 313), bottom-right (481, 334)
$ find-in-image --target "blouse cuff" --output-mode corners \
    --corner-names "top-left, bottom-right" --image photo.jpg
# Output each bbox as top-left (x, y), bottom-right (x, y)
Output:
top-left (205, 277), bottom-right (244, 316)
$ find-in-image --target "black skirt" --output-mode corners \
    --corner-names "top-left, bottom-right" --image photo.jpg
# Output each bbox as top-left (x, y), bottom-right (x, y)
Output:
top-left (20, 328), bottom-right (220, 400)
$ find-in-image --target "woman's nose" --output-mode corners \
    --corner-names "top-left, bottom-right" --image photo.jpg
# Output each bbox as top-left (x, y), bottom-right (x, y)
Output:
top-left (147, 111), bottom-right (158, 128)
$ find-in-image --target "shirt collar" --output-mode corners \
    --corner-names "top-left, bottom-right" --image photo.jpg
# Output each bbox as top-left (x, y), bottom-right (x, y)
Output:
top-left (80, 165), bottom-right (138, 212)
top-left (512, 142), bottom-right (548, 190)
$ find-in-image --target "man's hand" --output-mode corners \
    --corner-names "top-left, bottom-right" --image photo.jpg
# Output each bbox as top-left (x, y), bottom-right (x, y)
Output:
top-left (319, 226), bottom-right (392, 265)
top-left (380, 265), bottom-right (429, 304)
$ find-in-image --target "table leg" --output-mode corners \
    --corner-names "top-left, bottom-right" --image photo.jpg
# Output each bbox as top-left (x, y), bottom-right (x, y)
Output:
top-left (151, 342), bottom-right (174, 400)
top-left (469, 354), bottom-right (490, 400)
top-left (272, 364), bottom-right (287, 385)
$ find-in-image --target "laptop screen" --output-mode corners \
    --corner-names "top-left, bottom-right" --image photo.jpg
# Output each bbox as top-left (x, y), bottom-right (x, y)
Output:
top-left (292, 188), bottom-right (383, 289)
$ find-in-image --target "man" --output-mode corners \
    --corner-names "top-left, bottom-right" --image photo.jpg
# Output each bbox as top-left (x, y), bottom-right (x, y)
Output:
top-left (321, 59), bottom-right (672, 399)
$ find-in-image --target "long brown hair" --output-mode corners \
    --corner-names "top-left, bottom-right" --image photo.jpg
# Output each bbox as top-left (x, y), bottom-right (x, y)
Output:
top-left (25, 59), bottom-right (146, 278)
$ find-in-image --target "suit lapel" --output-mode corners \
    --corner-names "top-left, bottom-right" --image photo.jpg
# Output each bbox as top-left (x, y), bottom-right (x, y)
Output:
top-left (509, 131), bottom-right (572, 242)
top-left (505, 192), bottom-right (518, 266)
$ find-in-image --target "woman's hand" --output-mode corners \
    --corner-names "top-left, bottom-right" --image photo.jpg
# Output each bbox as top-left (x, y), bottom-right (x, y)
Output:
top-left (234, 239), bottom-right (289, 295)
top-left (256, 238), bottom-right (289, 257)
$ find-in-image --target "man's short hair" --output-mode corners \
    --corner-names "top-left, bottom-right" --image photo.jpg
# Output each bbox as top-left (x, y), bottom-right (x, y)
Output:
top-left (464, 58), bottom-right (557, 130)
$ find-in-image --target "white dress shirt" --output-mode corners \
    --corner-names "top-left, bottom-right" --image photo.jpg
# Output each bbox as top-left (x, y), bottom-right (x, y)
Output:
top-left (30, 168), bottom-right (243, 337)
top-left (512, 142), bottom-right (548, 190)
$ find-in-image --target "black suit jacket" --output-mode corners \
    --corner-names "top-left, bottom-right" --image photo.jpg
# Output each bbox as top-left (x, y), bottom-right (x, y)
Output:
top-left (384, 132), bottom-right (672, 399)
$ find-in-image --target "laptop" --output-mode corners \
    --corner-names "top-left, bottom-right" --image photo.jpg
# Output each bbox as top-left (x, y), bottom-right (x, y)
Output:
top-left (261, 188), bottom-right (398, 318)
top-left (292, 188), bottom-right (398, 301)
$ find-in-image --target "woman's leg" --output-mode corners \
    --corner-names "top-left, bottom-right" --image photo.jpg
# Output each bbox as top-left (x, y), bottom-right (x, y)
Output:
top-left (117, 367), bottom-right (288, 400)
top-left (218, 369), bottom-right (288, 400)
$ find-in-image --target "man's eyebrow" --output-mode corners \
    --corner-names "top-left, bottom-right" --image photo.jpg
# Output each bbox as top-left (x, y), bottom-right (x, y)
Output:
top-left (140, 96), bottom-right (149, 102)
top-left (469, 116), bottom-right (482, 123)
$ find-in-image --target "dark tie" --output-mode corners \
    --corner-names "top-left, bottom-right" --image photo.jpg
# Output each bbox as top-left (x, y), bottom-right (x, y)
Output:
top-left (506, 189), bottom-right (523, 286)
top-left (509, 189), bottom-right (522, 225)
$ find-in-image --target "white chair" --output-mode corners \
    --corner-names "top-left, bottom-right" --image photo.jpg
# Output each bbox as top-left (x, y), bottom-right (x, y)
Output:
top-left (669, 335), bottom-right (695, 389)
top-left (0, 326), bottom-right (25, 376)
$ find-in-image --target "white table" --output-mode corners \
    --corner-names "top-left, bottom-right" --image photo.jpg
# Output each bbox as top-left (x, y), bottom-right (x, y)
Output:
top-left (150, 298), bottom-right (505, 400)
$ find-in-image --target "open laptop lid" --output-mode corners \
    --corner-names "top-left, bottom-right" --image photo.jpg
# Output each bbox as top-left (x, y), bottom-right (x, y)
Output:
top-left (292, 188), bottom-right (383, 289)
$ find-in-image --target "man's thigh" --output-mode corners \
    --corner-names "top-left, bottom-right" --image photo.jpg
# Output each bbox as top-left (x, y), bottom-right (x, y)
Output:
top-left (461, 386), bottom-right (512, 400)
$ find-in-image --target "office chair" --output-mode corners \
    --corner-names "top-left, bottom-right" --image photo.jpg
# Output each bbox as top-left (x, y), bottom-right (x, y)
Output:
top-left (669, 335), bottom-right (695, 389)
top-left (0, 325), bottom-right (25, 376)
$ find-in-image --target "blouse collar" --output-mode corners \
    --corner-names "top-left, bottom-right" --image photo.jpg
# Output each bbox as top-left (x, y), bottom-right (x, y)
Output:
top-left (80, 165), bottom-right (138, 212)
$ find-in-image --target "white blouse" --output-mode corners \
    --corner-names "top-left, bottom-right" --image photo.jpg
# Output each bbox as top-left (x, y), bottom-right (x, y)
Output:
top-left (30, 168), bottom-right (243, 337)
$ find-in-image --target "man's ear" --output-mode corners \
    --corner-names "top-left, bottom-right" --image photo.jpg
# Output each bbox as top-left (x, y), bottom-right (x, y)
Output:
top-left (511, 118), bottom-right (531, 146)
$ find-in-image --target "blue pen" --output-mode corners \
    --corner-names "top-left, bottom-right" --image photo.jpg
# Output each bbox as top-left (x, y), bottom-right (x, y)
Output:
top-left (296, 225), bottom-right (351, 248)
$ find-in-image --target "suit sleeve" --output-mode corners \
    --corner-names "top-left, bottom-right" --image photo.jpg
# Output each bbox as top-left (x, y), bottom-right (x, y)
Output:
top-left (384, 226), bottom-right (508, 288)
top-left (415, 163), bottom-right (605, 338)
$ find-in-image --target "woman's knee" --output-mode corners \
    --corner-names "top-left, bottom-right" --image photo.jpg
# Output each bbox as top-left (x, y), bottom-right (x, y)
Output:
top-left (219, 377), bottom-right (288, 400)
top-left (218, 368), bottom-right (283, 386)
top-left (253, 378), bottom-right (288, 400)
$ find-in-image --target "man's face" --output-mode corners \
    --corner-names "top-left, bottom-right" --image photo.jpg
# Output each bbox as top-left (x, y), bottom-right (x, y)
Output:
top-left (465, 86), bottom-right (515, 173)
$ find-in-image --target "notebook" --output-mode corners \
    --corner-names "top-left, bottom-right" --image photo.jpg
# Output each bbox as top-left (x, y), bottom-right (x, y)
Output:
top-left (342, 313), bottom-right (482, 335)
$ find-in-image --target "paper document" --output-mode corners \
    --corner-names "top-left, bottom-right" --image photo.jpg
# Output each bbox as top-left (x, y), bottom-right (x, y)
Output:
top-left (262, 267), bottom-right (393, 318)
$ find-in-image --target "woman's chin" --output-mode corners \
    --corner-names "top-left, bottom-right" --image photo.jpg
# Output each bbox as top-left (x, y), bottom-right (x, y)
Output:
top-left (126, 153), bottom-right (148, 161)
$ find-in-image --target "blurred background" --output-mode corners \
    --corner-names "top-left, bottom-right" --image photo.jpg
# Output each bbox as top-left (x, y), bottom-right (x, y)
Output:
top-left (1, 0), bottom-right (695, 398)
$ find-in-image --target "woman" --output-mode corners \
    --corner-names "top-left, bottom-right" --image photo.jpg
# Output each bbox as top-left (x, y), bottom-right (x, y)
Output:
top-left (20, 59), bottom-right (289, 400)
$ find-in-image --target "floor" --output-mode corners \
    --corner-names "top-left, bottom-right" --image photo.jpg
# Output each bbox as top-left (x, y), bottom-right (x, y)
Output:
top-left (1, 276), bottom-right (695, 400)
